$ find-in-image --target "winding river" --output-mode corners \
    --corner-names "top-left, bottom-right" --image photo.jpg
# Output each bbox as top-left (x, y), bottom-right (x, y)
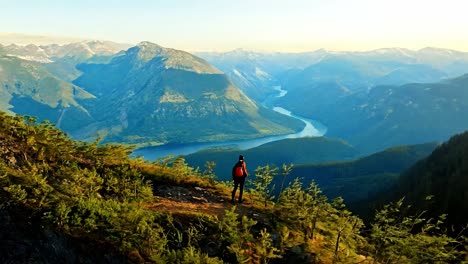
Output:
top-left (132, 86), bottom-right (327, 160)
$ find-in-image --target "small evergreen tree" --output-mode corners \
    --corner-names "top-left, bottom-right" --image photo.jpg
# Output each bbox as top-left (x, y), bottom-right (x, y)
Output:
top-left (276, 163), bottom-right (293, 203)
top-left (202, 161), bottom-right (217, 183)
top-left (369, 197), bottom-right (467, 263)
top-left (251, 165), bottom-right (278, 207)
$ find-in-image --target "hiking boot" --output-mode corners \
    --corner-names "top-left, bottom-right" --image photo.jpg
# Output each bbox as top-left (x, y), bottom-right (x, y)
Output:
top-left (238, 199), bottom-right (244, 203)
top-left (231, 199), bottom-right (235, 204)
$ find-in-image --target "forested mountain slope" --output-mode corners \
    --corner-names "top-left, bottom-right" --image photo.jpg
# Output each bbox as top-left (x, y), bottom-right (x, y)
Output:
top-left (377, 131), bottom-right (468, 229)
top-left (184, 137), bottom-right (360, 181)
top-left (285, 142), bottom-right (438, 203)
top-left (280, 74), bottom-right (468, 153)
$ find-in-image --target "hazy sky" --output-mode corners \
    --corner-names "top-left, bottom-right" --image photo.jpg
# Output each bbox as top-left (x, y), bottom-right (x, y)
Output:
top-left (2, 0), bottom-right (468, 52)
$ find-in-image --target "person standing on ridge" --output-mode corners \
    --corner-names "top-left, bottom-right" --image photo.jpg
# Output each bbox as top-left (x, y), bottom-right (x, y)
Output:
top-left (232, 155), bottom-right (249, 203)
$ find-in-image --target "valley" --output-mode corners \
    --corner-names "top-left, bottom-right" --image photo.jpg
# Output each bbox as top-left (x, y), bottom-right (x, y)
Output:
top-left (3, 1), bottom-right (468, 262)
top-left (2, 36), bottom-right (468, 263)
top-left (1, 41), bottom-right (305, 145)
top-left (133, 85), bottom-right (327, 160)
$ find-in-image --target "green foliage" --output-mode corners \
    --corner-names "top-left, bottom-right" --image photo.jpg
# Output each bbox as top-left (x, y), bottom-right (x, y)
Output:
top-left (219, 207), bottom-right (281, 264)
top-left (250, 165), bottom-right (278, 208)
top-left (0, 112), bottom-right (197, 261)
top-left (166, 246), bottom-right (223, 264)
top-left (1, 111), bottom-right (467, 263)
top-left (255, 229), bottom-right (282, 263)
top-left (368, 197), bottom-right (467, 263)
top-left (328, 197), bottom-right (364, 264)
top-left (218, 206), bottom-right (243, 243)
top-left (3, 184), bottom-right (28, 204)
top-left (52, 201), bottom-right (72, 227)
top-left (275, 177), bottom-right (369, 262)
top-left (277, 178), bottom-right (327, 240)
top-left (391, 131), bottom-right (468, 229)
top-left (276, 163), bottom-right (293, 203)
top-left (202, 161), bottom-right (217, 183)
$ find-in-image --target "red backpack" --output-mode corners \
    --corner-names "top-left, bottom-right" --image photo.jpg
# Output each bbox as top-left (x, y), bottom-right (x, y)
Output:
top-left (234, 162), bottom-right (244, 177)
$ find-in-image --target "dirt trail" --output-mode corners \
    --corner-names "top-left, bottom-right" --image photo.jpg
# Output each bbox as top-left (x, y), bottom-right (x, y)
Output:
top-left (145, 184), bottom-right (261, 221)
top-left (145, 197), bottom-right (232, 218)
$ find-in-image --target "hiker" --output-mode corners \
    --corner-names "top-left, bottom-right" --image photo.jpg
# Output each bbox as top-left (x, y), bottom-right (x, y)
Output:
top-left (232, 155), bottom-right (249, 203)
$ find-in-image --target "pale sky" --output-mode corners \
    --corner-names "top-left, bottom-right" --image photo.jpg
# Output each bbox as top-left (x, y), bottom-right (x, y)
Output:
top-left (1, 0), bottom-right (468, 52)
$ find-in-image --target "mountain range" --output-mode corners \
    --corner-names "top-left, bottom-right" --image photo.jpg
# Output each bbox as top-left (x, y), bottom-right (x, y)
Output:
top-left (279, 74), bottom-right (468, 153)
top-left (199, 47), bottom-right (468, 154)
top-left (0, 41), bottom-right (128, 132)
top-left (198, 47), bottom-right (468, 101)
top-left (3, 37), bottom-right (468, 153)
top-left (196, 49), bottom-right (328, 101)
top-left (1, 35), bottom-right (468, 262)
top-left (0, 41), bottom-right (303, 145)
top-left (72, 42), bottom-right (303, 144)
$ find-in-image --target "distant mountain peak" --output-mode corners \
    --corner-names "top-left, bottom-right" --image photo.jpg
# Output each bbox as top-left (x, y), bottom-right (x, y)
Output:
top-left (137, 41), bottom-right (162, 48)
top-left (128, 42), bottom-right (222, 74)
top-left (371, 47), bottom-right (413, 55)
top-left (419, 46), bottom-right (447, 52)
top-left (418, 46), bottom-right (459, 55)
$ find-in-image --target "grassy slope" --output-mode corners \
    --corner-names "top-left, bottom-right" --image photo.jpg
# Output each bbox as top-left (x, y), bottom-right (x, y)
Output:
top-left (0, 111), bottom-right (371, 263)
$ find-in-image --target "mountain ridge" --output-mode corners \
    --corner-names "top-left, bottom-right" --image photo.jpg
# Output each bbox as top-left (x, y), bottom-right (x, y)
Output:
top-left (278, 73), bottom-right (468, 153)
top-left (71, 41), bottom-right (305, 144)
top-left (197, 46), bottom-right (468, 102)
top-left (287, 142), bottom-right (439, 203)
top-left (355, 131), bottom-right (468, 230)
top-left (1, 40), bottom-right (304, 145)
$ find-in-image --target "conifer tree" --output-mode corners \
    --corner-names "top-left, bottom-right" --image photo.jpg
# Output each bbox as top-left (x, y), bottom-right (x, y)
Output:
top-left (369, 198), bottom-right (466, 263)
top-left (276, 163), bottom-right (293, 203)
top-left (252, 165), bottom-right (278, 207)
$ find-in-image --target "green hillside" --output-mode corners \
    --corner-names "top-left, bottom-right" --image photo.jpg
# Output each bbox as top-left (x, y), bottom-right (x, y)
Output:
top-left (1, 41), bottom-right (128, 82)
top-left (0, 56), bottom-right (94, 110)
top-left (381, 131), bottom-right (468, 229)
top-left (1, 111), bottom-right (466, 263)
top-left (73, 42), bottom-right (304, 145)
top-left (286, 142), bottom-right (438, 203)
top-left (43, 53), bottom-right (120, 82)
top-left (184, 137), bottom-right (361, 182)
top-left (351, 131), bottom-right (468, 232)
top-left (0, 55), bottom-right (95, 131)
top-left (0, 42), bottom-right (303, 146)
top-left (280, 73), bottom-right (468, 154)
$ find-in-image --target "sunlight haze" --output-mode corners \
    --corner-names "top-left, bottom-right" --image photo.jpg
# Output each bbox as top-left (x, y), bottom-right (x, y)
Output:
top-left (1, 0), bottom-right (468, 52)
